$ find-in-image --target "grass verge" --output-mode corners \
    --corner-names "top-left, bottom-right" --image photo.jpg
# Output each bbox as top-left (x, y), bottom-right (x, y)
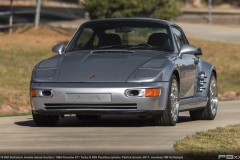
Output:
top-left (189, 38), bottom-right (240, 94)
top-left (0, 112), bottom-right (31, 117)
top-left (0, 26), bottom-right (74, 110)
top-left (174, 124), bottom-right (240, 160)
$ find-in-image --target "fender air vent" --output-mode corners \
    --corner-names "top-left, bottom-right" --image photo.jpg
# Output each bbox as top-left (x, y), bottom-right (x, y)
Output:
top-left (196, 72), bottom-right (207, 92)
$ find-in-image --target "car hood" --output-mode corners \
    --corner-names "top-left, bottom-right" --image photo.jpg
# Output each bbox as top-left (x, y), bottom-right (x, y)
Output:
top-left (58, 50), bottom-right (167, 82)
top-left (35, 50), bottom-right (169, 82)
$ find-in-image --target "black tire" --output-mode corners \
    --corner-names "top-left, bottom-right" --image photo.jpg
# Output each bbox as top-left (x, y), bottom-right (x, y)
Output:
top-left (190, 72), bottom-right (218, 120)
top-left (76, 115), bottom-right (101, 120)
top-left (153, 74), bottom-right (179, 126)
top-left (32, 112), bottom-right (59, 126)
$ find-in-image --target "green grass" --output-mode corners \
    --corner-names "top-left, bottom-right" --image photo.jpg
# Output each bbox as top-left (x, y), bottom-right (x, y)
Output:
top-left (174, 124), bottom-right (240, 160)
top-left (0, 26), bottom-right (239, 110)
top-left (0, 112), bottom-right (31, 117)
top-left (0, 26), bottom-right (74, 110)
top-left (189, 38), bottom-right (240, 93)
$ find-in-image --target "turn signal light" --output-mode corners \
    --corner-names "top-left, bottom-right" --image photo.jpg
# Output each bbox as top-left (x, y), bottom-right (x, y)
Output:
top-left (145, 88), bottom-right (161, 97)
top-left (30, 88), bottom-right (37, 97)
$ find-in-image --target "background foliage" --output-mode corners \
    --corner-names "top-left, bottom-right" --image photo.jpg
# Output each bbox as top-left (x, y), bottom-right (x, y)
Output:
top-left (84, 0), bottom-right (181, 20)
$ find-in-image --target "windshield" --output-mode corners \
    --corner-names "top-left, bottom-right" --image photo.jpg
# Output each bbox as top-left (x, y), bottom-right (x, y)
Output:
top-left (66, 20), bottom-right (173, 52)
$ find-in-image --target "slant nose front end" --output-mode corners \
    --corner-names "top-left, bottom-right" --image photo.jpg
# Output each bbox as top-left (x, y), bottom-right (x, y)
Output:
top-left (30, 82), bottom-right (169, 115)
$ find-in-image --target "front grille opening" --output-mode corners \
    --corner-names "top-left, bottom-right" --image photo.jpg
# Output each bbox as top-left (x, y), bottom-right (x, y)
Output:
top-left (44, 103), bottom-right (137, 110)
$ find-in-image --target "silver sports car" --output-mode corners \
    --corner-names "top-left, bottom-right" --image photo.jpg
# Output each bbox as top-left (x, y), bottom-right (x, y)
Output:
top-left (30, 18), bottom-right (218, 126)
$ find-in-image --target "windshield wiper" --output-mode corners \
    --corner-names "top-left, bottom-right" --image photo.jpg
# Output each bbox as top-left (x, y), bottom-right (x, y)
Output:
top-left (148, 46), bottom-right (173, 52)
top-left (129, 43), bottom-right (152, 49)
top-left (98, 44), bottom-right (172, 52)
top-left (98, 45), bottom-right (132, 50)
top-left (130, 45), bottom-right (172, 52)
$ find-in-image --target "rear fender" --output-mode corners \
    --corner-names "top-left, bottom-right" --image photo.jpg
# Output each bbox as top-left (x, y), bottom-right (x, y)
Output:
top-left (194, 59), bottom-right (217, 97)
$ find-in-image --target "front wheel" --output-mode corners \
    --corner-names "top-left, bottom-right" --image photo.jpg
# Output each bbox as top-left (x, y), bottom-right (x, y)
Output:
top-left (153, 74), bottom-right (179, 126)
top-left (32, 112), bottom-right (59, 126)
top-left (190, 72), bottom-right (218, 120)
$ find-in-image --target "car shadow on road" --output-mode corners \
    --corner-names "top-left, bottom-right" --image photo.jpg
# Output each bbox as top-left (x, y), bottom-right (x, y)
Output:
top-left (14, 115), bottom-right (193, 127)
top-left (178, 116), bottom-right (193, 123)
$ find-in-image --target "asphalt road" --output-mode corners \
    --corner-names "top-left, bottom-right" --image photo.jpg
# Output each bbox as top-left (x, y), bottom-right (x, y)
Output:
top-left (177, 23), bottom-right (240, 44)
top-left (0, 101), bottom-right (239, 156)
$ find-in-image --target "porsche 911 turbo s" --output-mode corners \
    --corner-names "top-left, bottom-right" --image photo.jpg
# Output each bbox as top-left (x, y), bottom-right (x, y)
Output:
top-left (30, 18), bottom-right (218, 126)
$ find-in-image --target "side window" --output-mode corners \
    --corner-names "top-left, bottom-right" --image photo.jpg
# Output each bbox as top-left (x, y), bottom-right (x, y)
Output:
top-left (171, 28), bottom-right (185, 49)
top-left (73, 28), bottom-right (93, 50)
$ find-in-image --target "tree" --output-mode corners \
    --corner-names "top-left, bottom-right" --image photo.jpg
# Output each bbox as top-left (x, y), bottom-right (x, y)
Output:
top-left (84, 0), bottom-right (181, 20)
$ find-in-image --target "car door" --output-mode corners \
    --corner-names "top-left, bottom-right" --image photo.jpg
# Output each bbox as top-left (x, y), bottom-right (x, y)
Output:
top-left (171, 27), bottom-right (197, 98)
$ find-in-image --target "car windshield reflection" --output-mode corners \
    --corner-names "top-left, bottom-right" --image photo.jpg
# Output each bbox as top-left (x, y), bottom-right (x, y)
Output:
top-left (66, 20), bottom-right (173, 52)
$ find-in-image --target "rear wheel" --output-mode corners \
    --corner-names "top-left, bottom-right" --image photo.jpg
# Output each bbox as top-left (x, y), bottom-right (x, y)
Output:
top-left (190, 72), bottom-right (218, 120)
top-left (153, 74), bottom-right (179, 126)
top-left (32, 112), bottom-right (59, 126)
top-left (76, 115), bottom-right (101, 120)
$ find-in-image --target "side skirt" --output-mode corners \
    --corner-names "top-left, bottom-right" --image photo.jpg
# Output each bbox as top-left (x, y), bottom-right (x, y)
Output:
top-left (179, 96), bottom-right (208, 112)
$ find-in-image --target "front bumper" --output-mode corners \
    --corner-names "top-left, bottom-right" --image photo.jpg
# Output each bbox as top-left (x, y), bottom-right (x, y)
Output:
top-left (30, 82), bottom-right (169, 115)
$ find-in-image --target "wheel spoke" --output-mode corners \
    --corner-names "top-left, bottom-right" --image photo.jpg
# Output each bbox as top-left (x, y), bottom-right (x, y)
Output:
top-left (210, 76), bottom-right (218, 116)
top-left (171, 79), bottom-right (179, 121)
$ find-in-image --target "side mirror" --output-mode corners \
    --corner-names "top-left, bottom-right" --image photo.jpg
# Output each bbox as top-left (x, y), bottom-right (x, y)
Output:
top-left (179, 44), bottom-right (202, 58)
top-left (52, 44), bottom-right (64, 54)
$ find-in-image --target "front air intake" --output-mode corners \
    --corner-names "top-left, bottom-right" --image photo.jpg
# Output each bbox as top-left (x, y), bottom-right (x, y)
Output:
top-left (125, 89), bottom-right (143, 97)
top-left (42, 90), bottom-right (52, 97)
top-left (44, 103), bottom-right (137, 110)
top-left (129, 90), bottom-right (140, 96)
